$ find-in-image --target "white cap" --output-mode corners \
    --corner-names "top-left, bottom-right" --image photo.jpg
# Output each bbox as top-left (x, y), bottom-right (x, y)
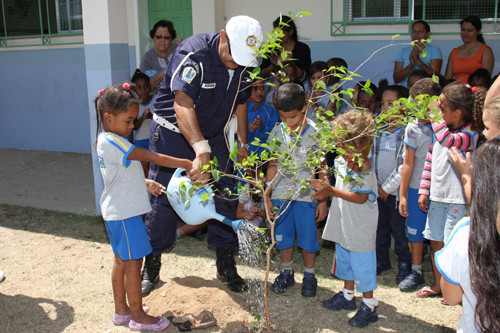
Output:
top-left (225, 15), bottom-right (263, 67)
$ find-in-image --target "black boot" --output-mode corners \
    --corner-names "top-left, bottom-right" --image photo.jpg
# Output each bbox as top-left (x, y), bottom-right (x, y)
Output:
top-left (141, 254), bottom-right (161, 296)
top-left (216, 247), bottom-right (248, 292)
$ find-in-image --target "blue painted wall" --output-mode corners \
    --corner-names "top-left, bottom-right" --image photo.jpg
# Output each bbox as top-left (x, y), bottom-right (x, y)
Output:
top-left (0, 48), bottom-right (91, 153)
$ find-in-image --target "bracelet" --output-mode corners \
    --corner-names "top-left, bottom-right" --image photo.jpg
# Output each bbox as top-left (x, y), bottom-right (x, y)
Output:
top-left (192, 140), bottom-right (211, 155)
top-left (239, 143), bottom-right (249, 149)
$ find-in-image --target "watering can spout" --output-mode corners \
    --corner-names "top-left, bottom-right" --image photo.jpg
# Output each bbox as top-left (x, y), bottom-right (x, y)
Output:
top-left (221, 218), bottom-right (247, 233)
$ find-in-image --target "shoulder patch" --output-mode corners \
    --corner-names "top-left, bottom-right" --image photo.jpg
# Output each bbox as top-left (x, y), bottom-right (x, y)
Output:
top-left (98, 156), bottom-right (106, 169)
top-left (182, 66), bottom-right (197, 83)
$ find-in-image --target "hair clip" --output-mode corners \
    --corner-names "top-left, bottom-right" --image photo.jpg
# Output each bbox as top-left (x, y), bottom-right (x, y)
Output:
top-left (471, 86), bottom-right (478, 93)
top-left (123, 82), bottom-right (131, 90)
top-left (97, 89), bottom-right (104, 95)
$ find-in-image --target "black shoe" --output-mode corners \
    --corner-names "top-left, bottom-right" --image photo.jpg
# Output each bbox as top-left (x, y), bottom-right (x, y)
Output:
top-left (216, 247), bottom-right (248, 292)
top-left (301, 272), bottom-right (317, 297)
top-left (395, 262), bottom-right (412, 284)
top-left (141, 254), bottom-right (161, 296)
top-left (348, 302), bottom-right (378, 328)
top-left (270, 270), bottom-right (295, 294)
top-left (322, 292), bottom-right (356, 311)
top-left (399, 270), bottom-right (425, 291)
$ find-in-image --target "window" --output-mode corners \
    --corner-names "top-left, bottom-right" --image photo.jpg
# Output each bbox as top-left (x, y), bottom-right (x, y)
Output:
top-left (0, 0), bottom-right (82, 46)
top-left (332, 0), bottom-right (500, 36)
top-left (346, 0), bottom-right (409, 22)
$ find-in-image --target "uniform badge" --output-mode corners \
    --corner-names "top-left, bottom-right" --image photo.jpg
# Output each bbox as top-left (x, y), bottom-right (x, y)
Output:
top-left (98, 156), bottom-right (106, 169)
top-left (246, 35), bottom-right (257, 47)
top-left (182, 66), bottom-right (197, 83)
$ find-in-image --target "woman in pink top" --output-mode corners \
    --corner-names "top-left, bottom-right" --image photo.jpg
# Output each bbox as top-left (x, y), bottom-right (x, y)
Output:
top-left (445, 16), bottom-right (494, 85)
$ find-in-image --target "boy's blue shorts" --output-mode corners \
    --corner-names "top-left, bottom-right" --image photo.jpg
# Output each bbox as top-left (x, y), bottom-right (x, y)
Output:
top-left (105, 215), bottom-right (153, 261)
top-left (333, 244), bottom-right (377, 293)
top-left (406, 188), bottom-right (427, 243)
top-left (134, 139), bottom-right (149, 149)
top-left (272, 200), bottom-right (320, 253)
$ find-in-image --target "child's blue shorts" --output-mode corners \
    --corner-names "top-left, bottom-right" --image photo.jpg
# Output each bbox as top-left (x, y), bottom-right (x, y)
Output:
top-left (405, 188), bottom-right (427, 243)
top-left (105, 215), bottom-right (153, 261)
top-left (333, 244), bottom-right (377, 293)
top-left (134, 139), bottom-right (149, 149)
top-left (272, 200), bottom-right (320, 253)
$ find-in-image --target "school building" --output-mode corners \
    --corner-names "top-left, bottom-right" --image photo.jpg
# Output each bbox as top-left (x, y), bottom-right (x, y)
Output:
top-left (0, 0), bottom-right (499, 212)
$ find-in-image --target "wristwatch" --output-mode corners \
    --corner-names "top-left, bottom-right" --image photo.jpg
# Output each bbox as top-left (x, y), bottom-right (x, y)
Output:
top-left (239, 143), bottom-right (249, 149)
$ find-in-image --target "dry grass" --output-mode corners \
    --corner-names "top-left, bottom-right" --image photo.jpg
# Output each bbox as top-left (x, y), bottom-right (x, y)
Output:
top-left (0, 204), bottom-right (461, 332)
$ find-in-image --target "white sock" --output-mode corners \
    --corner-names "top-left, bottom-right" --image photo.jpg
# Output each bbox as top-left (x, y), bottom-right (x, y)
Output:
top-left (362, 297), bottom-right (379, 311)
top-left (343, 288), bottom-right (355, 301)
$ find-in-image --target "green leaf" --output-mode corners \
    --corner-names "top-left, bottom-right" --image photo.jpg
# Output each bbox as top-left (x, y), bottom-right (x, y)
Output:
top-left (316, 80), bottom-right (327, 90)
top-left (201, 192), bottom-right (209, 202)
top-left (432, 74), bottom-right (440, 84)
top-left (392, 34), bottom-right (400, 42)
top-left (184, 199), bottom-right (190, 208)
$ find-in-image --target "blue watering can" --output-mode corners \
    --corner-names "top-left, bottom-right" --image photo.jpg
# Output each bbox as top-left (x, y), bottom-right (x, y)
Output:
top-left (166, 168), bottom-right (246, 232)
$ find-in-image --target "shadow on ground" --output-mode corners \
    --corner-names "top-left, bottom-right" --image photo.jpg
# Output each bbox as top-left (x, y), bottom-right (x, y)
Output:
top-left (0, 293), bottom-right (74, 333)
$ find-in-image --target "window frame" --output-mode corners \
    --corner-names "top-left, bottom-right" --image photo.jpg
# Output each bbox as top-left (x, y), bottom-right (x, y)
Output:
top-left (0, 0), bottom-right (83, 48)
top-left (331, 0), bottom-right (500, 37)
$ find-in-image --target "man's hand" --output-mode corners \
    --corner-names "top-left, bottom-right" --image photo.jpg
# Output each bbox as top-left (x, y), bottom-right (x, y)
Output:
top-left (189, 152), bottom-right (211, 186)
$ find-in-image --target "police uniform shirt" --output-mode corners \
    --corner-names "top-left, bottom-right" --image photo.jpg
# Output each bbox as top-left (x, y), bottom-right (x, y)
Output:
top-left (154, 32), bottom-right (251, 139)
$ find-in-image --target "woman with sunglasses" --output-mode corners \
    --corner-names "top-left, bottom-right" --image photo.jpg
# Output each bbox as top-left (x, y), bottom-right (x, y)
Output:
top-left (140, 20), bottom-right (182, 91)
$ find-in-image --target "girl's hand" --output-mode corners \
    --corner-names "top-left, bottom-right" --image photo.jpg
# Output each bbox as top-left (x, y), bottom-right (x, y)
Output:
top-left (418, 194), bottom-right (429, 213)
top-left (146, 179), bottom-right (166, 197)
top-left (399, 196), bottom-right (409, 217)
top-left (448, 147), bottom-right (472, 177)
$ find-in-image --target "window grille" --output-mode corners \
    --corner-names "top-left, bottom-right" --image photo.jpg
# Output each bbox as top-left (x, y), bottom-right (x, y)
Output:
top-left (332, 0), bottom-right (500, 36)
top-left (0, 0), bottom-right (83, 47)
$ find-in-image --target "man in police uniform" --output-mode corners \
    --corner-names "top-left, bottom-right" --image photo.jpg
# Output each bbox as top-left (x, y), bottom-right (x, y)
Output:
top-left (142, 16), bottom-right (264, 295)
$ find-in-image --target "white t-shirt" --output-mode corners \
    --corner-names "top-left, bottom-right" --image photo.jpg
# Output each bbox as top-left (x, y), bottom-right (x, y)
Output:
top-left (435, 217), bottom-right (480, 333)
top-left (322, 157), bottom-right (379, 252)
top-left (97, 132), bottom-right (151, 220)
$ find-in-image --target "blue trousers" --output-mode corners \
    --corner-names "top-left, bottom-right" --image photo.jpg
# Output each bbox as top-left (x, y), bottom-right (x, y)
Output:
top-left (376, 195), bottom-right (411, 266)
top-left (145, 121), bottom-right (239, 256)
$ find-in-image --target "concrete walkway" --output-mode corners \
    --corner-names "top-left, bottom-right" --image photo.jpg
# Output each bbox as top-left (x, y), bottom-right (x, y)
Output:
top-left (0, 149), bottom-right (98, 215)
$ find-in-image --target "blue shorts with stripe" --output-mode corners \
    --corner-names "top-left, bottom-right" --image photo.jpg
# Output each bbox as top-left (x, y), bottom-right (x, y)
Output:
top-left (333, 244), bottom-right (377, 293)
top-left (105, 215), bottom-right (153, 260)
top-left (272, 200), bottom-right (320, 253)
top-left (406, 187), bottom-right (427, 242)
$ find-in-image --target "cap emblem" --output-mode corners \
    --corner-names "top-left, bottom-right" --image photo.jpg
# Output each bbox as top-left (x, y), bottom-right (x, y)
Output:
top-left (246, 35), bottom-right (257, 47)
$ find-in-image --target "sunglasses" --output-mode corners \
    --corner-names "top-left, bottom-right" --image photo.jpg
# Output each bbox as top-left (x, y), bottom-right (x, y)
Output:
top-left (154, 35), bottom-right (172, 41)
